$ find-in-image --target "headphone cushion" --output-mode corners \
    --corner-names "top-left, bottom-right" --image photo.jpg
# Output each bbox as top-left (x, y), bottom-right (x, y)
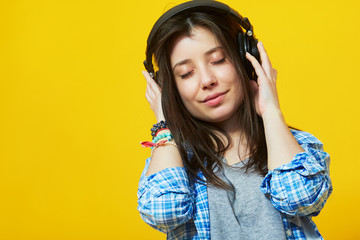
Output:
top-left (237, 32), bottom-right (247, 66)
top-left (237, 32), bottom-right (254, 79)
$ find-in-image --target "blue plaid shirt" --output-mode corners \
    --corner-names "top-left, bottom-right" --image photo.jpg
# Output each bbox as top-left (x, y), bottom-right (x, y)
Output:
top-left (137, 130), bottom-right (332, 239)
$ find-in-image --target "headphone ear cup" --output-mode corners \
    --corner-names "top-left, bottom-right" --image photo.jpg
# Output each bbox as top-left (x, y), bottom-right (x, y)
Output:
top-left (249, 37), bottom-right (260, 66)
top-left (237, 32), bottom-right (254, 80)
top-left (237, 32), bottom-right (247, 72)
top-left (237, 31), bottom-right (261, 80)
top-left (247, 36), bottom-right (260, 80)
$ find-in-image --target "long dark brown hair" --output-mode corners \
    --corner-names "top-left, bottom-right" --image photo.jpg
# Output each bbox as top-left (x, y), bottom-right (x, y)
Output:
top-left (146, 10), bottom-right (267, 189)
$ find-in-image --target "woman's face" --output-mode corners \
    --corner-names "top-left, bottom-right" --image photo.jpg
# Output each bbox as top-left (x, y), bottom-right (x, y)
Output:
top-left (170, 27), bottom-right (243, 124)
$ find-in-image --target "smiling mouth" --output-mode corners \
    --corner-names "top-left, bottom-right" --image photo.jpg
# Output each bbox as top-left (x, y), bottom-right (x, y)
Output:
top-left (202, 91), bottom-right (228, 106)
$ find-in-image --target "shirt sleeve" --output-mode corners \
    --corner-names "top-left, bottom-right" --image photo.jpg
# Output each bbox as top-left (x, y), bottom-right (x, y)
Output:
top-left (260, 130), bottom-right (333, 217)
top-left (137, 157), bottom-right (196, 233)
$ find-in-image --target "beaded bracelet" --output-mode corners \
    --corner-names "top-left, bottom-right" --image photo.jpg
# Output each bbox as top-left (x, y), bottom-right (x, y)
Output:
top-left (151, 120), bottom-right (167, 139)
top-left (153, 132), bottom-right (172, 143)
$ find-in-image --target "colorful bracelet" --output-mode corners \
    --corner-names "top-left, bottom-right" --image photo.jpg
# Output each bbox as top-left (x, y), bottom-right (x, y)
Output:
top-left (151, 141), bottom-right (178, 154)
top-left (140, 131), bottom-right (174, 148)
top-left (155, 128), bottom-right (169, 137)
top-left (153, 132), bottom-right (172, 143)
top-left (151, 120), bottom-right (167, 139)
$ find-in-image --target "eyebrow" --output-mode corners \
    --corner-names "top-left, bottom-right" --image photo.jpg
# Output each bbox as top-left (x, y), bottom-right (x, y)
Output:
top-left (172, 46), bottom-right (223, 71)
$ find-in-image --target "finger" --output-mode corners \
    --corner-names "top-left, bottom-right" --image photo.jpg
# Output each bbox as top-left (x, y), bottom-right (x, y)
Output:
top-left (142, 70), bottom-right (153, 82)
top-left (257, 41), bottom-right (272, 67)
top-left (142, 71), bottom-right (161, 94)
top-left (271, 68), bottom-right (278, 83)
top-left (146, 83), bottom-right (156, 100)
top-left (145, 91), bottom-right (151, 102)
top-left (250, 80), bottom-right (260, 114)
top-left (257, 41), bottom-right (272, 78)
top-left (246, 52), bottom-right (268, 83)
top-left (145, 90), bottom-right (154, 106)
top-left (142, 71), bottom-right (155, 90)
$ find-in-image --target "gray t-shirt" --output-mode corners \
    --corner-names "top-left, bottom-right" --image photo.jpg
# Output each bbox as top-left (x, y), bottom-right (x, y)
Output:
top-left (207, 159), bottom-right (286, 240)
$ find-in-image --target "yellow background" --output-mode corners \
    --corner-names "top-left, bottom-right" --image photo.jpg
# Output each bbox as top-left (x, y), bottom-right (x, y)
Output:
top-left (0, 0), bottom-right (359, 239)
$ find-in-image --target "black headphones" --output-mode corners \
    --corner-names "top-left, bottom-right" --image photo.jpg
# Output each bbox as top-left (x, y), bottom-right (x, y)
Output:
top-left (144, 0), bottom-right (261, 81)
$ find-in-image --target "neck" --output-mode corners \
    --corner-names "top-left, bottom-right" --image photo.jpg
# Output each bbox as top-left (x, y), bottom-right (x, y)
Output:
top-left (213, 113), bottom-right (244, 148)
top-left (212, 111), bottom-right (250, 164)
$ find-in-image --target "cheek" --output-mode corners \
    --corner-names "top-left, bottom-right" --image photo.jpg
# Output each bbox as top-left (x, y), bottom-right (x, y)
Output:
top-left (233, 82), bottom-right (244, 106)
top-left (176, 81), bottom-right (197, 103)
top-left (176, 81), bottom-right (200, 114)
top-left (217, 65), bottom-right (238, 83)
top-left (221, 66), bottom-right (244, 97)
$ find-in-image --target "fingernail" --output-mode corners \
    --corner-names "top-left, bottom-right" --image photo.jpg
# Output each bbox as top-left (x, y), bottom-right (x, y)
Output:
top-left (259, 41), bottom-right (263, 46)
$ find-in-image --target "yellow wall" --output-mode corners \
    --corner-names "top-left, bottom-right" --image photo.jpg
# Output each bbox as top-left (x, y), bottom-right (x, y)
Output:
top-left (0, 0), bottom-right (358, 239)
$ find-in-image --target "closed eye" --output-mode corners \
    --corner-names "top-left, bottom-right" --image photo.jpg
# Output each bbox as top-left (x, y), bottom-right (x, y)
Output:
top-left (180, 70), bottom-right (194, 79)
top-left (212, 58), bottom-right (226, 65)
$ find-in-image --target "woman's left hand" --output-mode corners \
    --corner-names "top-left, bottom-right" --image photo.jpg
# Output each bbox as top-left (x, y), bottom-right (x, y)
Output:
top-left (246, 41), bottom-right (280, 117)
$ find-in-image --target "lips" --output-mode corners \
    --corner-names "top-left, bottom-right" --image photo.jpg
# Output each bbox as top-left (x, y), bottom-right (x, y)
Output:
top-left (202, 91), bottom-right (228, 106)
top-left (202, 91), bottom-right (228, 102)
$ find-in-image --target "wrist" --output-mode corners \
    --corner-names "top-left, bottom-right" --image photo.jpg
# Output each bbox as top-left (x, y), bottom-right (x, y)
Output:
top-left (156, 113), bottom-right (165, 123)
top-left (261, 107), bottom-right (285, 127)
top-left (261, 105), bottom-right (282, 120)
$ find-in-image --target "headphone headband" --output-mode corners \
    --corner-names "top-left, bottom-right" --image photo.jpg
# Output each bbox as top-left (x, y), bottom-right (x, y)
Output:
top-left (147, 0), bottom-right (252, 46)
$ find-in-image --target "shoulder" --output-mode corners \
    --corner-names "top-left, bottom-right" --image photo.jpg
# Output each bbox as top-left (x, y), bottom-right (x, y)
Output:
top-left (290, 129), bottom-right (323, 146)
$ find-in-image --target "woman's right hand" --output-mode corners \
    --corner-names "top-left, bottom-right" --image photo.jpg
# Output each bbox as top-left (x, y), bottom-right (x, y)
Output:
top-left (142, 71), bottom-right (165, 122)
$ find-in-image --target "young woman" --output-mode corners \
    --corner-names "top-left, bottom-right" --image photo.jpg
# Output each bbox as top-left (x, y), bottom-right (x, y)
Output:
top-left (137, 1), bottom-right (332, 239)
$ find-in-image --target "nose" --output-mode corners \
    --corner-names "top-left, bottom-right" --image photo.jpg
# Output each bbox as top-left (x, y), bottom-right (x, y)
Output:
top-left (199, 67), bottom-right (217, 90)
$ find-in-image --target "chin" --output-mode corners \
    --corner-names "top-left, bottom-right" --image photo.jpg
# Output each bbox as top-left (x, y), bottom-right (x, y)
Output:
top-left (206, 115), bottom-right (234, 124)
top-left (196, 108), bottom-right (238, 124)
